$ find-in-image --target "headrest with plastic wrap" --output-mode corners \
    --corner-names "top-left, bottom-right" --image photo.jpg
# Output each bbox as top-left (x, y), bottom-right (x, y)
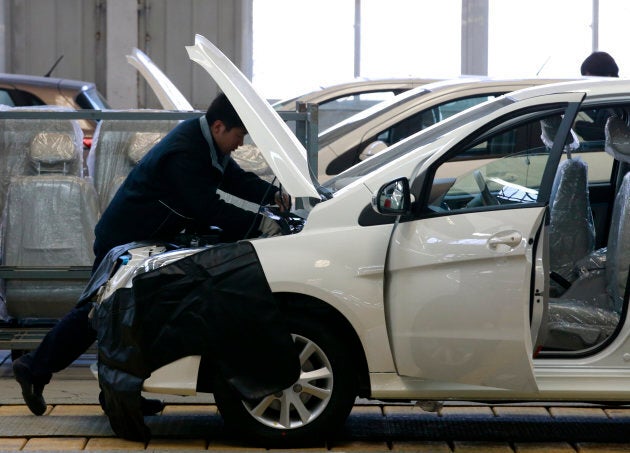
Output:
top-left (540, 116), bottom-right (579, 154)
top-left (127, 132), bottom-right (162, 163)
top-left (605, 116), bottom-right (630, 163)
top-left (29, 132), bottom-right (76, 165)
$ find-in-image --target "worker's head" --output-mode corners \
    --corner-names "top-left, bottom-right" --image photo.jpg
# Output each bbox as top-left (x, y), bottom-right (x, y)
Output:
top-left (581, 51), bottom-right (619, 77)
top-left (206, 92), bottom-right (247, 155)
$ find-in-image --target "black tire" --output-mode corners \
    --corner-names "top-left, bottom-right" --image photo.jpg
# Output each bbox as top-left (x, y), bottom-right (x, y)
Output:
top-left (213, 311), bottom-right (359, 447)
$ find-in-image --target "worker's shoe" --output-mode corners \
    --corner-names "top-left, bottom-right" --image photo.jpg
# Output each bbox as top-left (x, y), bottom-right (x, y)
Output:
top-left (12, 356), bottom-right (47, 416)
top-left (140, 397), bottom-right (165, 416)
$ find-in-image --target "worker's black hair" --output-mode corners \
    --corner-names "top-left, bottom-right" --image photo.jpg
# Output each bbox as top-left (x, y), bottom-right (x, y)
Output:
top-left (581, 51), bottom-right (619, 77)
top-left (205, 92), bottom-right (246, 131)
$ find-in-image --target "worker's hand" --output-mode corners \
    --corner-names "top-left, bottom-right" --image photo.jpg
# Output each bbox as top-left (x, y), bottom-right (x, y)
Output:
top-left (274, 190), bottom-right (291, 212)
top-left (258, 216), bottom-right (283, 237)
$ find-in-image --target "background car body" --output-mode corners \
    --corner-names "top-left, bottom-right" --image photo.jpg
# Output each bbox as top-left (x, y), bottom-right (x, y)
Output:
top-left (317, 77), bottom-right (574, 180)
top-left (0, 73), bottom-right (110, 138)
top-left (272, 77), bottom-right (439, 131)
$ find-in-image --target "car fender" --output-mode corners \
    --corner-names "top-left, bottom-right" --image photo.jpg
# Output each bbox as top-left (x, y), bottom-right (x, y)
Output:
top-left (251, 187), bottom-right (397, 373)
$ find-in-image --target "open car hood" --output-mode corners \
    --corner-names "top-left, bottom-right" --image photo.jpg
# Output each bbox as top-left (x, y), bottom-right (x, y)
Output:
top-left (126, 47), bottom-right (194, 111)
top-left (186, 34), bottom-right (320, 199)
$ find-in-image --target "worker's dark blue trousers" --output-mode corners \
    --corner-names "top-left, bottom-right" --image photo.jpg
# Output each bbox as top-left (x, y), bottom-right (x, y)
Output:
top-left (23, 247), bottom-right (106, 384)
top-left (27, 302), bottom-right (96, 384)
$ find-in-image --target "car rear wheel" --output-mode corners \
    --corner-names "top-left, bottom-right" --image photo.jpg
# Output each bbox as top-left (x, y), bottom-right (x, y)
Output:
top-left (213, 312), bottom-right (358, 447)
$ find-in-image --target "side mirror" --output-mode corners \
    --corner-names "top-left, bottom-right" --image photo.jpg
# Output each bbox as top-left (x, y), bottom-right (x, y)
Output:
top-left (359, 140), bottom-right (388, 161)
top-left (372, 177), bottom-right (411, 215)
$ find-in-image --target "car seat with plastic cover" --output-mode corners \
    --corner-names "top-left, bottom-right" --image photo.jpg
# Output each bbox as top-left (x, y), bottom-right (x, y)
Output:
top-left (1, 129), bottom-right (100, 319)
top-left (541, 116), bottom-right (595, 291)
top-left (86, 116), bottom-right (179, 211)
top-left (548, 164), bottom-right (595, 290)
top-left (544, 115), bottom-right (630, 350)
top-left (0, 106), bottom-right (84, 218)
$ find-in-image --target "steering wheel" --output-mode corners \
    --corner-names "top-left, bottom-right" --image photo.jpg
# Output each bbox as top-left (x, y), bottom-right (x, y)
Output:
top-left (473, 170), bottom-right (500, 206)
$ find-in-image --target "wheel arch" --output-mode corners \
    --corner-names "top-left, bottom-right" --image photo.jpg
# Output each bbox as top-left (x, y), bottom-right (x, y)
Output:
top-left (275, 292), bottom-right (371, 398)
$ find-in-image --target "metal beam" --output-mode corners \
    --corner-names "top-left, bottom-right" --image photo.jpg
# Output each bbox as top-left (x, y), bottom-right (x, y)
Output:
top-left (354, 0), bottom-right (361, 78)
top-left (592, 0), bottom-right (599, 51)
top-left (106, 0), bottom-right (138, 108)
top-left (461, 0), bottom-right (488, 76)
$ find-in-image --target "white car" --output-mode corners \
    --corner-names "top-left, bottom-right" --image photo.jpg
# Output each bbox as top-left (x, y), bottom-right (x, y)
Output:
top-left (93, 35), bottom-right (630, 447)
top-left (272, 77), bottom-right (438, 131)
top-left (317, 77), bottom-right (576, 180)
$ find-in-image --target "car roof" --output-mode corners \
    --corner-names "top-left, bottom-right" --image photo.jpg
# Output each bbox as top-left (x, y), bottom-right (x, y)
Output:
top-left (505, 76), bottom-right (630, 102)
top-left (0, 72), bottom-right (110, 110)
top-left (0, 73), bottom-right (97, 91)
top-left (272, 77), bottom-right (440, 110)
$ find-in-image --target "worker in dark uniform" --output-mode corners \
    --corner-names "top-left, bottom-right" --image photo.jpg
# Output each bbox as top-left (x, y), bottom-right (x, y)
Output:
top-left (12, 92), bottom-right (288, 416)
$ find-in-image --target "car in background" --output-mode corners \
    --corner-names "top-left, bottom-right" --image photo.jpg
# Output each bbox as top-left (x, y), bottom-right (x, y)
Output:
top-left (272, 77), bottom-right (439, 131)
top-left (317, 77), bottom-right (575, 180)
top-left (0, 73), bottom-right (110, 139)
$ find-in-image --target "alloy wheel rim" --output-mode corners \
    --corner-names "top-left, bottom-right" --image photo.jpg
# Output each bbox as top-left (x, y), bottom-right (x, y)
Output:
top-left (242, 333), bottom-right (333, 429)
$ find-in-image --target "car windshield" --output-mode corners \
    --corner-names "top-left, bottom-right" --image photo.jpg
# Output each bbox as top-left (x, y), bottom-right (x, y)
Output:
top-left (76, 86), bottom-right (111, 110)
top-left (322, 96), bottom-right (514, 192)
top-left (317, 87), bottom-right (431, 148)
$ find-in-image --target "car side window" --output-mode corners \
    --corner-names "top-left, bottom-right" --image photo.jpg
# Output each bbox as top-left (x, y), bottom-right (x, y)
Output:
top-left (438, 95), bottom-right (496, 121)
top-left (5, 89), bottom-right (45, 107)
top-left (318, 91), bottom-right (400, 131)
top-left (379, 95), bottom-right (498, 147)
top-left (426, 113), bottom-right (559, 213)
top-left (0, 90), bottom-right (15, 106)
top-left (377, 108), bottom-right (440, 145)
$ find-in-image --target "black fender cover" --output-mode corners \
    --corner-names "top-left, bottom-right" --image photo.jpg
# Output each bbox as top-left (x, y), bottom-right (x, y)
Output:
top-left (94, 241), bottom-right (300, 441)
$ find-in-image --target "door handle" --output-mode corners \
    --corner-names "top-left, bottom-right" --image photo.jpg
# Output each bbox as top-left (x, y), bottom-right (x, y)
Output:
top-left (487, 230), bottom-right (523, 250)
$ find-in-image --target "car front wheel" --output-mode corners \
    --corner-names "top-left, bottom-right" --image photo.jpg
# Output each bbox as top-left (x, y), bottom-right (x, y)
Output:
top-left (213, 312), bottom-right (359, 447)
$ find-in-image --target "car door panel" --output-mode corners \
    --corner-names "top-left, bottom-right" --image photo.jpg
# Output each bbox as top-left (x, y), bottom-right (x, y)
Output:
top-left (386, 207), bottom-right (545, 392)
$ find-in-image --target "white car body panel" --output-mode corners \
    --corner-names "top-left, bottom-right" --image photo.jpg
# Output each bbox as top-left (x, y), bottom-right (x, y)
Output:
top-left (143, 356), bottom-right (201, 395)
top-left (252, 183), bottom-right (397, 372)
top-left (126, 47), bottom-right (194, 111)
top-left (253, 90), bottom-right (588, 393)
top-left (129, 35), bottom-right (630, 406)
top-left (386, 207), bottom-right (545, 392)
